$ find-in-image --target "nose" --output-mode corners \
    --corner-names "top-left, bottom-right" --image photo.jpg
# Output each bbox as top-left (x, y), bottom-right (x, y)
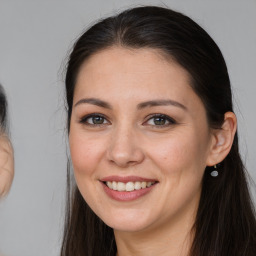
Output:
top-left (106, 125), bottom-right (145, 168)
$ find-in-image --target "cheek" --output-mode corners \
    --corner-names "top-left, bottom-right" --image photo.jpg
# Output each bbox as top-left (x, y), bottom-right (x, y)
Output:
top-left (69, 130), bottom-right (106, 206)
top-left (146, 133), bottom-right (208, 215)
top-left (147, 131), bottom-right (208, 178)
top-left (69, 130), bottom-right (105, 178)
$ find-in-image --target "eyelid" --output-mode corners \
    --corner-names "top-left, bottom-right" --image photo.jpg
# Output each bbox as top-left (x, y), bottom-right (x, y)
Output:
top-left (78, 112), bottom-right (176, 127)
top-left (79, 113), bottom-right (111, 126)
top-left (143, 113), bottom-right (176, 126)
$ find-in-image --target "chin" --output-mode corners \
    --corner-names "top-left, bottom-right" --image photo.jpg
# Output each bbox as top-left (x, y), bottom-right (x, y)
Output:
top-left (107, 220), bottom-right (150, 233)
top-left (98, 208), bottom-right (156, 233)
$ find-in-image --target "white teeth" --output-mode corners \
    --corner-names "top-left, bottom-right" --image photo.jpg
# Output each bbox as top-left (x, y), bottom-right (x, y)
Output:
top-left (112, 181), bottom-right (117, 190)
top-left (106, 181), bottom-right (113, 189)
top-left (146, 182), bottom-right (153, 188)
top-left (117, 182), bottom-right (126, 191)
top-left (105, 181), bottom-right (156, 191)
top-left (134, 181), bottom-right (141, 190)
top-left (126, 182), bottom-right (135, 191)
top-left (141, 181), bottom-right (147, 189)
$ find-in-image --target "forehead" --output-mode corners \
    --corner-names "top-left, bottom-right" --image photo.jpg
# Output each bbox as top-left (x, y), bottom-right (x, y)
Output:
top-left (74, 47), bottom-right (201, 110)
top-left (77, 47), bottom-right (189, 81)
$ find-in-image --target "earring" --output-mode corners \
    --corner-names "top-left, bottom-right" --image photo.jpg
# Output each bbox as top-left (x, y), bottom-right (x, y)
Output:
top-left (211, 165), bottom-right (218, 177)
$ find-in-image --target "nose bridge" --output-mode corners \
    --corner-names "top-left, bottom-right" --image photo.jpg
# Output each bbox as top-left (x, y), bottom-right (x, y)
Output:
top-left (107, 120), bottom-right (144, 167)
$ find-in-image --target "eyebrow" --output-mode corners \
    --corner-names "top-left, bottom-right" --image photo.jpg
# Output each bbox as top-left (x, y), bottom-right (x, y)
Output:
top-left (137, 99), bottom-right (187, 110)
top-left (74, 98), bottom-right (187, 111)
top-left (74, 98), bottom-right (112, 109)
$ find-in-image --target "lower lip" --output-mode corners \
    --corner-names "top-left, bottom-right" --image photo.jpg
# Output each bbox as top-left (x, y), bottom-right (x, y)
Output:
top-left (102, 182), bottom-right (156, 202)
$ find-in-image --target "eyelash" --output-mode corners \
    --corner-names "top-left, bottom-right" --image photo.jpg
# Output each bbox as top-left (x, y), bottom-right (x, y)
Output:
top-left (143, 114), bottom-right (176, 128)
top-left (79, 113), bottom-right (109, 127)
top-left (79, 113), bottom-right (176, 128)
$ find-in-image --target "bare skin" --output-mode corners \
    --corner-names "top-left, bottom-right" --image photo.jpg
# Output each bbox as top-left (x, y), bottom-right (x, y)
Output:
top-left (0, 134), bottom-right (14, 198)
top-left (69, 47), bottom-right (236, 256)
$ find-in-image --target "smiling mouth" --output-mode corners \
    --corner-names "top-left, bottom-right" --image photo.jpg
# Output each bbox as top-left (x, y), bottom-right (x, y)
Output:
top-left (103, 181), bottom-right (157, 192)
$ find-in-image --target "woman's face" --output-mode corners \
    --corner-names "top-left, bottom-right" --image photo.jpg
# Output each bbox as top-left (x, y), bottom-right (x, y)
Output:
top-left (69, 47), bottom-right (215, 232)
top-left (0, 134), bottom-right (14, 197)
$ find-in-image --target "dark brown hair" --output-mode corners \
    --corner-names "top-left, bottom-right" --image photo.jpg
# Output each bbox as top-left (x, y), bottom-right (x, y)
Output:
top-left (61, 6), bottom-right (256, 256)
top-left (0, 84), bottom-right (8, 131)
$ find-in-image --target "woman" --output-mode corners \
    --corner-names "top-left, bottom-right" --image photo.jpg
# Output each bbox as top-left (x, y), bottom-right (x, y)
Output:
top-left (61, 6), bottom-right (256, 256)
top-left (0, 85), bottom-right (14, 198)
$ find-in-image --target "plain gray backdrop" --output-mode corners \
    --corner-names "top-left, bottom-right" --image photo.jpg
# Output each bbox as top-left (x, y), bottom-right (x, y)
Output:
top-left (0, 0), bottom-right (255, 255)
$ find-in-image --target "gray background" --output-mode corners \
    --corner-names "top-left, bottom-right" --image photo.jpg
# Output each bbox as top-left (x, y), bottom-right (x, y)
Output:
top-left (0, 0), bottom-right (255, 255)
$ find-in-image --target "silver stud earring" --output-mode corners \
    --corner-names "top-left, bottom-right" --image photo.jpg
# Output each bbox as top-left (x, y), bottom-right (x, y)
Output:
top-left (211, 165), bottom-right (218, 177)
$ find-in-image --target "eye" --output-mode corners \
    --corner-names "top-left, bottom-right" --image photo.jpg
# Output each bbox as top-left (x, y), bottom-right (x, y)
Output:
top-left (144, 114), bottom-right (176, 127)
top-left (80, 114), bottom-right (109, 126)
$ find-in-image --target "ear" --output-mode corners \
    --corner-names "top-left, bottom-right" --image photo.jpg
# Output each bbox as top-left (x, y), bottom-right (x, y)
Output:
top-left (206, 112), bottom-right (237, 166)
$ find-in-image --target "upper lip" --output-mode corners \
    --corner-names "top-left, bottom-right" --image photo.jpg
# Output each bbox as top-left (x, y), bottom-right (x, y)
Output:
top-left (100, 176), bottom-right (158, 183)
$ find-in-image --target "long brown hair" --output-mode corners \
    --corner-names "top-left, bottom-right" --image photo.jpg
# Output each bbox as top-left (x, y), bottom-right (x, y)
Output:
top-left (61, 6), bottom-right (256, 255)
top-left (0, 84), bottom-right (8, 131)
